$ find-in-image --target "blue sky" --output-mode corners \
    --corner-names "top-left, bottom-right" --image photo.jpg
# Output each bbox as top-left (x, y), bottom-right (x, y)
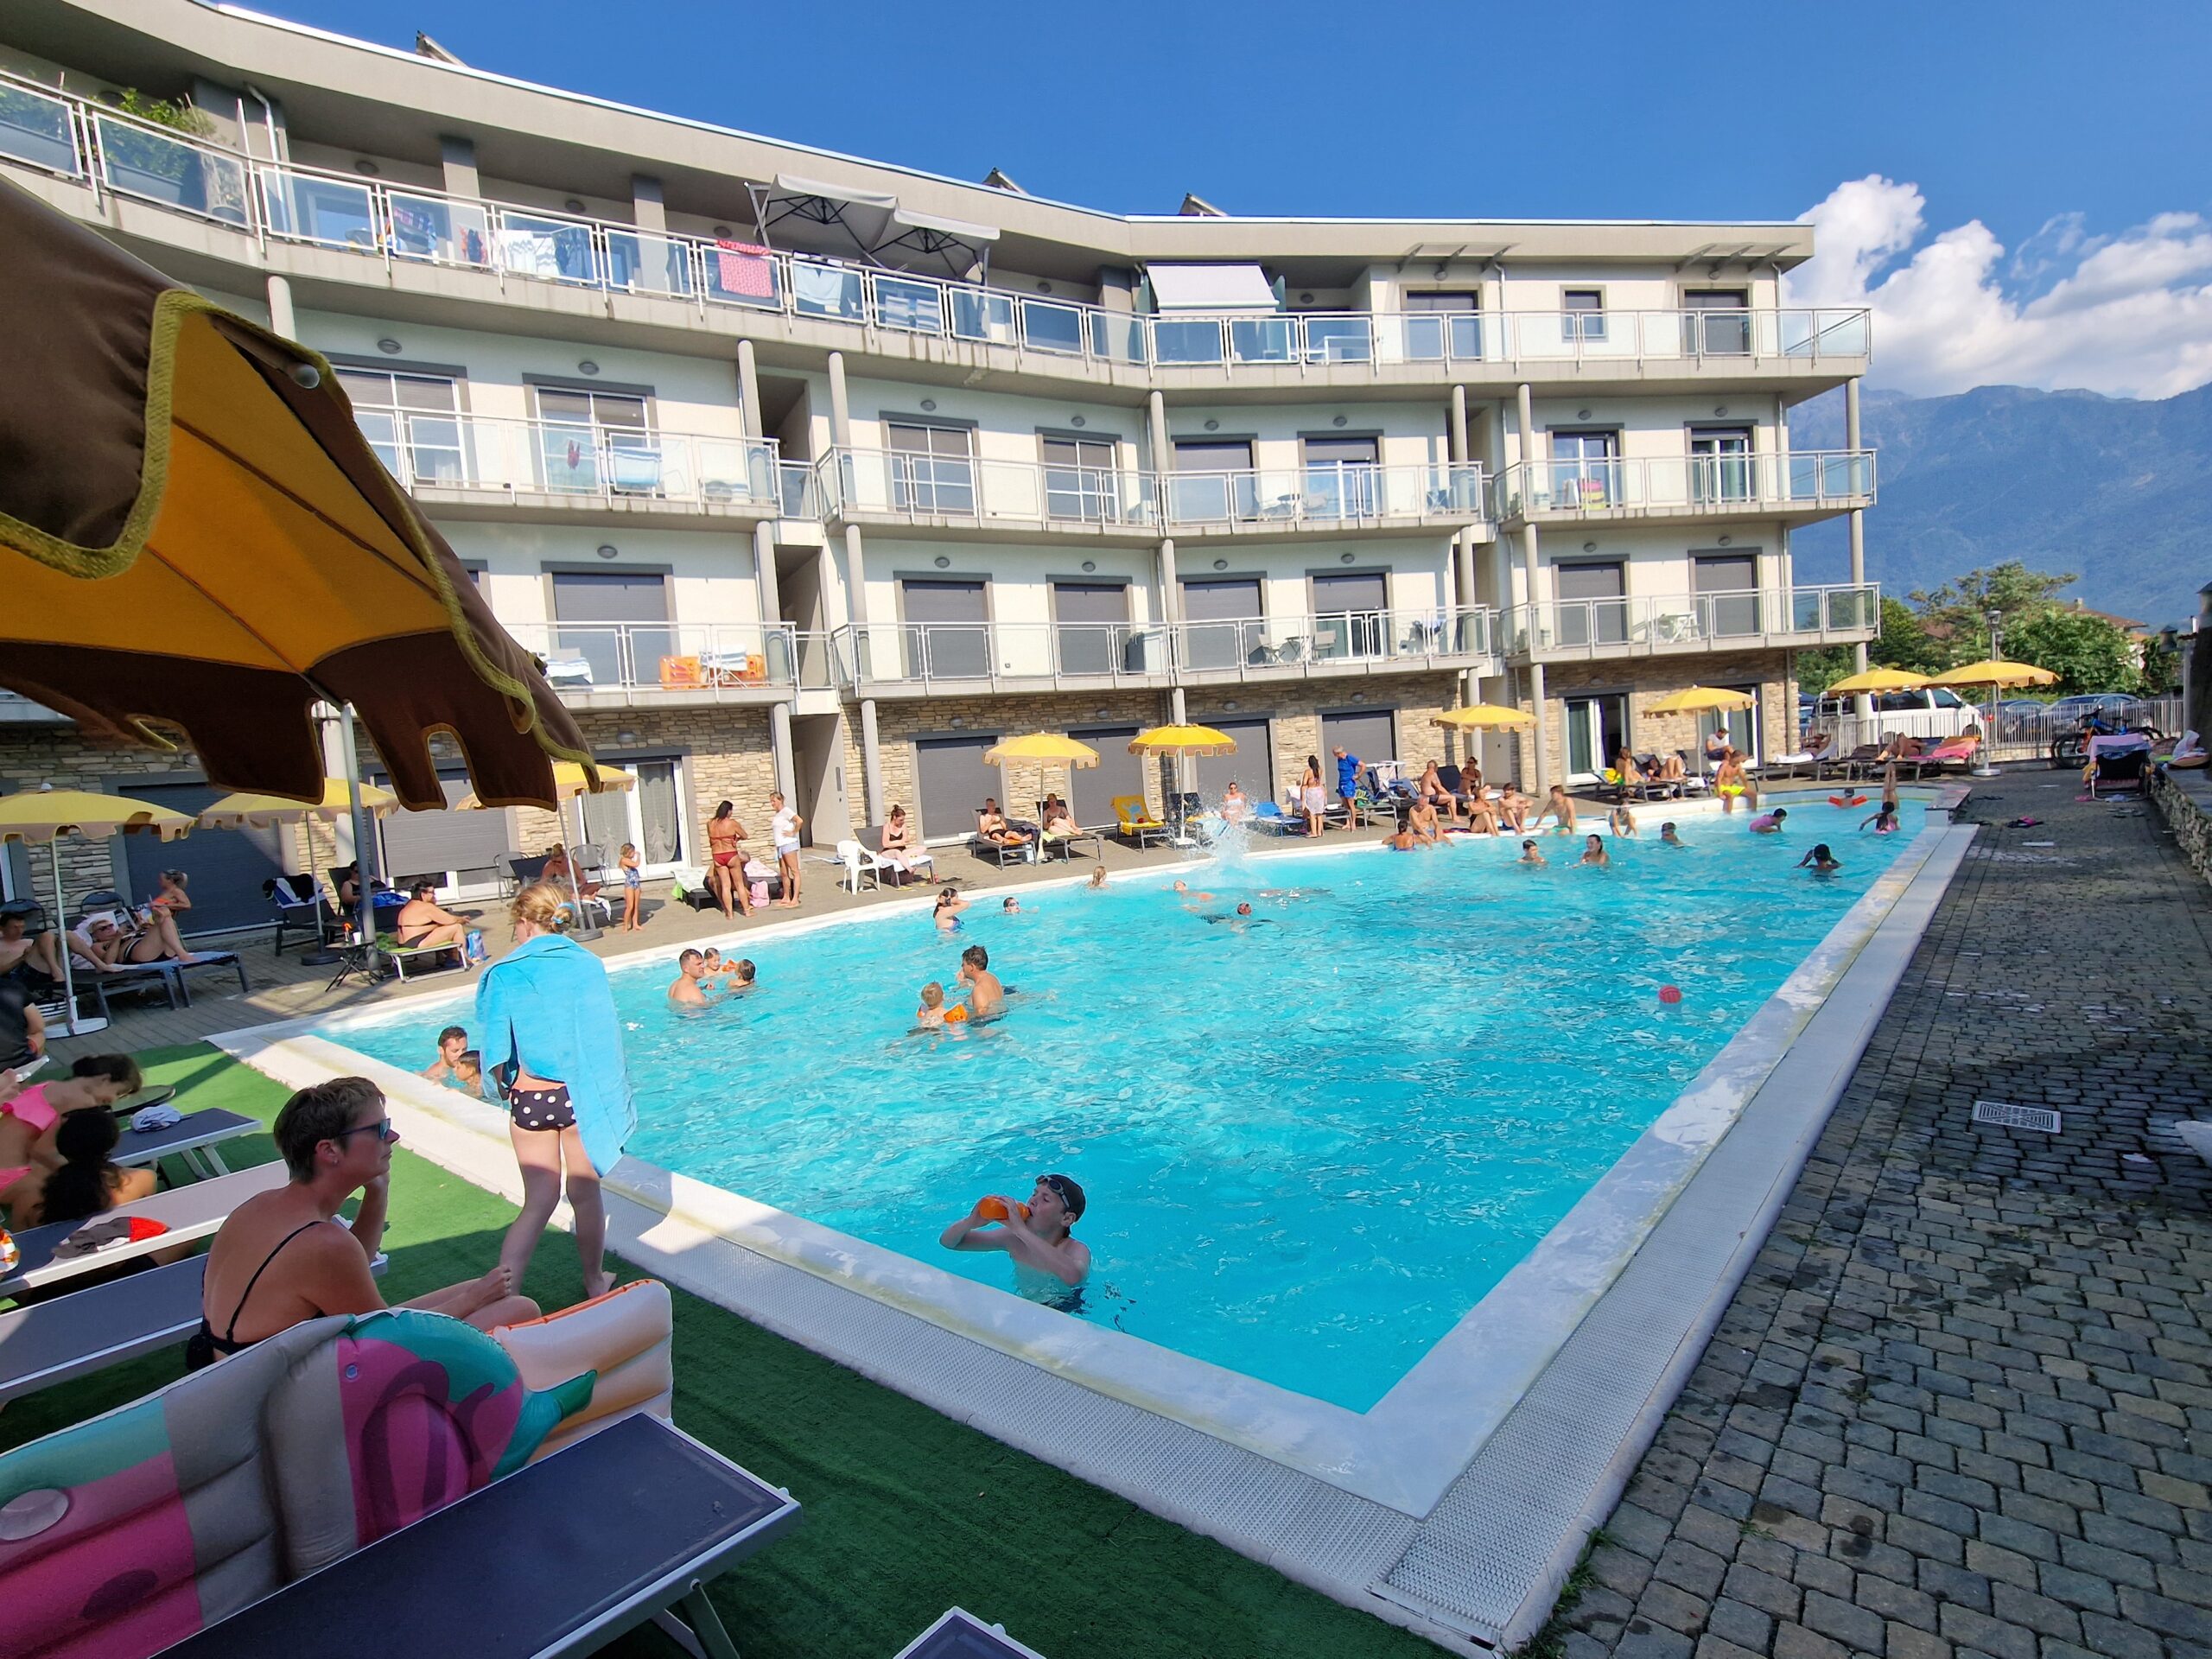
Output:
top-left (263, 0), bottom-right (2211, 397)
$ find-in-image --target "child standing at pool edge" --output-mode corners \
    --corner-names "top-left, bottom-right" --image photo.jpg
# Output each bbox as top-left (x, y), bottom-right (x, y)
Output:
top-left (618, 842), bottom-right (642, 931)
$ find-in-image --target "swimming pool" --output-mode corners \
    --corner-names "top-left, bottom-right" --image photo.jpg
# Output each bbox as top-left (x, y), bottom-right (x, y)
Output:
top-left (328, 803), bottom-right (1926, 1413)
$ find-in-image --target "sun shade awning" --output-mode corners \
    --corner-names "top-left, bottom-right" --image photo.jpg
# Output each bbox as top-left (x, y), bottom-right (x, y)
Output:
top-left (0, 177), bottom-right (592, 812)
top-left (760, 175), bottom-right (996, 277)
top-left (1146, 263), bottom-right (1280, 312)
top-left (772, 174), bottom-right (899, 214)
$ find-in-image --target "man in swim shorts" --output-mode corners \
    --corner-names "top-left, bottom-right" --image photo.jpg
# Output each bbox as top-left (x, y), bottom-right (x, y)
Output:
top-left (1798, 843), bottom-right (1841, 873)
top-left (938, 1173), bottom-right (1090, 1287)
top-left (957, 944), bottom-right (1005, 1019)
top-left (1749, 807), bottom-right (1788, 835)
top-left (669, 949), bottom-right (710, 1006)
top-left (420, 1025), bottom-right (469, 1084)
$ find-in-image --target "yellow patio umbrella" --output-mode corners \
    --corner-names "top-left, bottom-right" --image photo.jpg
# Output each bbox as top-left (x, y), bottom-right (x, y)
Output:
top-left (1822, 667), bottom-right (1932, 696)
top-left (456, 764), bottom-right (636, 938)
top-left (1642, 685), bottom-right (1759, 715)
top-left (1128, 725), bottom-right (1237, 839)
top-left (1930, 659), bottom-right (2058, 776)
top-left (199, 779), bottom-right (401, 963)
top-left (0, 786), bottom-right (194, 1036)
top-left (1433, 703), bottom-right (1536, 729)
top-left (984, 734), bottom-right (1099, 823)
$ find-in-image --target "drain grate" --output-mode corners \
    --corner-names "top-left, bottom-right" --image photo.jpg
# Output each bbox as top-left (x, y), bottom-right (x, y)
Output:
top-left (1974, 1099), bottom-right (2062, 1135)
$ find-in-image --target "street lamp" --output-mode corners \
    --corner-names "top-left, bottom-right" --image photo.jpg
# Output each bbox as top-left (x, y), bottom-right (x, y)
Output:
top-left (1986, 607), bottom-right (2004, 662)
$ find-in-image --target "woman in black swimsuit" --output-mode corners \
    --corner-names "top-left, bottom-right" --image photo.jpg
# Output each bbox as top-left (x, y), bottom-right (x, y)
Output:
top-left (190, 1077), bottom-right (534, 1368)
top-left (392, 881), bottom-right (470, 953)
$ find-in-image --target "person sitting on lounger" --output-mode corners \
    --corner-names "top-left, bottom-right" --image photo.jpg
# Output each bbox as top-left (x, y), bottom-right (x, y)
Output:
top-left (939, 1173), bottom-right (1090, 1289)
top-left (394, 882), bottom-right (471, 954)
top-left (879, 804), bottom-right (926, 877)
top-left (149, 868), bottom-right (192, 922)
top-left (1798, 843), bottom-right (1841, 874)
top-left (957, 944), bottom-right (1005, 1020)
top-left (1220, 781), bottom-right (1250, 825)
top-left (1611, 747), bottom-right (1645, 791)
top-left (976, 799), bottom-right (1033, 855)
top-left (421, 1024), bottom-right (470, 1084)
top-left (1652, 752), bottom-right (1688, 791)
top-left (0, 1106), bottom-right (157, 1228)
top-left (1039, 798), bottom-right (1078, 845)
top-left (669, 949), bottom-right (711, 1006)
top-left (1517, 838), bottom-right (1547, 866)
top-left (189, 1077), bottom-right (537, 1370)
top-left (0, 978), bottom-right (44, 1077)
top-left (71, 906), bottom-right (188, 971)
top-left (541, 844), bottom-right (601, 901)
top-left (0, 910), bottom-right (64, 989)
top-left (1580, 833), bottom-right (1610, 868)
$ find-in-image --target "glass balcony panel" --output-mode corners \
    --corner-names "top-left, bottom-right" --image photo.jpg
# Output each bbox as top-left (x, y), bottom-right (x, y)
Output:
top-left (538, 424), bottom-right (604, 494)
top-left (948, 288), bottom-right (1016, 345)
top-left (917, 623), bottom-right (990, 680)
top-left (1226, 316), bottom-right (1295, 364)
top-left (1088, 310), bottom-right (1147, 364)
top-left (888, 454), bottom-right (976, 516)
top-left (1020, 299), bottom-right (1084, 355)
top-left (701, 239), bottom-right (779, 308)
top-left (1054, 623), bottom-right (1128, 677)
top-left (0, 83), bottom-right (82, 175)
top-left (94, 115), bottom-right (250, 225)
top-left (1151, 318), bottom-right (1227, 365)
top-left (1301, 316), bottom-right (1371, 364)
top-left (385, 191), bottom-right (491, 266)
top-left (604, 230), bottom-right (692, 297)
top-left (494, 212), bottom-right (599, 284)
top-left (1704, 591), bottom-right (1764, 638)
top-left (874, 276), bottom-right (945, 335)
top-left (398, 413), bottom-right (467, 486)
top-left (788, 258), bottom-right (865, 320)
top-left (260, 169), bottom-right (378, 251)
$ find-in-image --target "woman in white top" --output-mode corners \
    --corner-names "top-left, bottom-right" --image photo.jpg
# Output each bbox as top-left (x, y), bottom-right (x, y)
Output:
top-left (769, 791), bottom-right (804, 908)
top-left (1220, 782), bottom-right (1249, 824)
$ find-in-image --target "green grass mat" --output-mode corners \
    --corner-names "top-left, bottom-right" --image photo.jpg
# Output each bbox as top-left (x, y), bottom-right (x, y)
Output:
top-left (2, 1046), bottom-right (1435, 1659)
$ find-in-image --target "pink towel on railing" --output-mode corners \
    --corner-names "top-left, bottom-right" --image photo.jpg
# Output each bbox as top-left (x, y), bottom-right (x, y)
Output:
top-left (715, 238), bottom-right (774, 298)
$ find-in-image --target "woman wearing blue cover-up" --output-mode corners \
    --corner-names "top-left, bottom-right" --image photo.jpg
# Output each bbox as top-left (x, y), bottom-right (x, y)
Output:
top-left (474, 881), bottom-right (635, 1298)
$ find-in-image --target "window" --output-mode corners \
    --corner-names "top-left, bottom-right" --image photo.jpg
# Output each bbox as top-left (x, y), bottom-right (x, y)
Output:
top-left (886, 423), bottom-right (975, 514)
top-left (1562, 288), bottom-right (1605, 342)
top-left (1170, 438), bottom-right (1257, 524)
top-left (535, 387), bottom-right (655, 495)
top-left (1302, 435), bottom-right (1381, 520)
top-left (1554, 559), bottom-right (1626, 647)
top-left (1041, 435), bottom-right (1120, 524)
top-left (1688, 427), bottom-right (1754, 505)
top-left (550, 569), bottom-right (671, 689)
top-left (339, 369), bottom-right (464, 488)
top-left (1682, 289), bottom-right (1751, 355)
top-left (1402, 290), bottom-right (1483, 360)
top-left (1693, 552), bottom-right (1761, 637)
top-left (1548, 429), bottom-right (1619, 509)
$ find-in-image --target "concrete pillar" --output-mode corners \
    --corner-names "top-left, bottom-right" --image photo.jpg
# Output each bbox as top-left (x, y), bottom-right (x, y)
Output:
top-left (827, 351), bottom-right (852, 448)
top-left (1846, 377), bottom-right (1871, 693)
top-left (769, 701), bottom-right (795, 799)
top-left (735, 340), bottom-right (762, 442)
top-left (1527, 661), bottom-right (1549, 798)
top-left (842, 524), bottom-right (870, 627)
top-left (1170, 686), bottom-right (1187, 724)
top-left (1157, 537), bottom-right (1180, 625)
top-left (264, 273), bottom-right (296, 340)
top-left (630, 175), bottom-right (665, 233)
top-left (858, 698), bottom-right (885, 825)
top-left (1521, 518), bottom-right (1546, 797)
top-left (752, 520), bottom-right (782, 626)
top-left (1145, 389), bottom-right (1172, 475)
top-left (1449, 384), bottom-right (1475, 614)
top-left (438, 136), bottom-right (479, 200)
top-left (1515, 381), bottom-right (1535, 467)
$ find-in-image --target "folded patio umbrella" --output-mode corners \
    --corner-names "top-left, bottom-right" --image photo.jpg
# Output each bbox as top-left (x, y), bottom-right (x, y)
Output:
top-left (0, 178), bottom-right (590, 812)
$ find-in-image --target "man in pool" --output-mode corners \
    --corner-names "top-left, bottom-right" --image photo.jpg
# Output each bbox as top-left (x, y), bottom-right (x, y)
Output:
top-left (1171, 878), bottom-right (1217, 906)
top-left (1659, 822), bottom-right (1688, 848)
top-left (420, 1025), bottom-right (469, 1083)
top-left (1517, 837), bottom-right (1547, 866)
top-left (939, 1173), bottom-right (1090, 1288)
top-left (1001, 895), bottom-right (1022, 915)
top-left (669, 949), bottom-right (711, 1006)
top-left (957, 944), bottom-right (1005, 1019)
top-left (1798, 843), bottom-right (1841, 874)
top-left (1203, 902), bottom-right (1270, 930)
top-left (1749, 806), bottom-right (1788, 835)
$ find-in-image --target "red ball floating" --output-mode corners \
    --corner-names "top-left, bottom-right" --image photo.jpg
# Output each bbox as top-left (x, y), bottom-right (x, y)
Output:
top-left (1658, 984), bottom-right (1684, 1005)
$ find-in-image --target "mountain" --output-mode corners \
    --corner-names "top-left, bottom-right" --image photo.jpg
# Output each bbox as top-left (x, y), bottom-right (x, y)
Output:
top-left (1789, 382), bottom-right (2212, 629)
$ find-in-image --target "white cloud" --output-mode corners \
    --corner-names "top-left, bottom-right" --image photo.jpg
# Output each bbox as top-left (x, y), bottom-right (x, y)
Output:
top-left (1784, 176), bottom-right (2212, 398)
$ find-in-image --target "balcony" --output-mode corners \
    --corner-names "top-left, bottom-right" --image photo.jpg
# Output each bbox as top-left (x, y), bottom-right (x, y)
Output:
top-left (836, 607), bottom-right (1496, 696)
top-left (365, 414), bottom-right (784, 524)
top-left (1492, 451), bottom-right (1874, 527)
top-left (501, 620), bottom-right (800, 708)
top-left (1159, 462), bottom-right (1486, 537)
top-left (1500, 584), bottom-right (1879, 663)
top-left (826, 450), bottom-right (1160, 541)
top-left (0, 73), bottom-right (1870, 392)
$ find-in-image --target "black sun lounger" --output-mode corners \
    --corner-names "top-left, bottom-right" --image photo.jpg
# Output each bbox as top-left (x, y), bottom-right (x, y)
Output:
top-left (160, 1413), bottom-right (800, 1659)
top-left (0, 1255), bottom-right (207, 1405)
top-left (893, 1608), bottom-right (1052, 1659)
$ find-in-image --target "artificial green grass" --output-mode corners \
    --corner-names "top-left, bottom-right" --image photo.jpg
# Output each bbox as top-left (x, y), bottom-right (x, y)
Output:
top-left (2, 1046), bottom-right (1440, 1659)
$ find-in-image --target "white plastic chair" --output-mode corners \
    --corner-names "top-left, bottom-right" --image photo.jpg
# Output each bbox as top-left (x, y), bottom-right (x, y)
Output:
top-left (834, 838), bottom-right (879, 893)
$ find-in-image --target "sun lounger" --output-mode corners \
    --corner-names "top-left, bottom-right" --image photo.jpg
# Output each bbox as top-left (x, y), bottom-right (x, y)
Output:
top-left (110, 1105), bottom-right (258, 1180)
top-left (265, 874), bottom-right (339, 955)
top-left (1109, 794), bottom-right (1168, 849)
top-left (0, 1159), bottom-right (287, 1298)
top-left (1250, 801), bottom-right (1312, 836)
top-left (2087, 733), bottom-right (2151, 797)
top-left (385, 938), bottom-right (469, 982)
top-left (969, 811), bottom-right (1039, 868)
top-left (156, 1414), bottom-right (798, 1659)
top-left (894, 1607), bottom-right (1053, 1659)
top-left (1904, 735), bottom-right (1980, 779)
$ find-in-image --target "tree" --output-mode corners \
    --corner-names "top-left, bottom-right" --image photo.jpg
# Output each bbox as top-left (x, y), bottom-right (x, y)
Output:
top-left (2002, 607), bottom-right (2140, 696)
top-left (1794, 596), bottom-right (1948, 697)
top-left (1910, 562), bottom-right (2075, 656)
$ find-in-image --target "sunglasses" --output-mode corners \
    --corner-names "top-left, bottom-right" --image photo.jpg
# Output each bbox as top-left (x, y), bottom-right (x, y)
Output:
top-left (334, 1118), bottom-right (398, 1145)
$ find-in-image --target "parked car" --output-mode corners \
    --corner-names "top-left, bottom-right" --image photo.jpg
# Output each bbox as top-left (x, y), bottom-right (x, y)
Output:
top-left (2046, 693), bottom-right (2149, 728)
top-left (1813, 687), bottom-right (1980, 741)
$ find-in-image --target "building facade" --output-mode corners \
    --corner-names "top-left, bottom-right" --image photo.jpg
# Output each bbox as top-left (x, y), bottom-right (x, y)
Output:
top-left (0, 0), bottom-right (1877, 931)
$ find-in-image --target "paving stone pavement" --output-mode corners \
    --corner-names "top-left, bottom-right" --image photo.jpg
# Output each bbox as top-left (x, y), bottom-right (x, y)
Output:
top-left (1558, 772), bottom-right (2212, 1659)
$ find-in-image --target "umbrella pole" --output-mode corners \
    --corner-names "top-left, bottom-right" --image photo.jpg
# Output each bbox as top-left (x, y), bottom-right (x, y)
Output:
top-left (565, 794), bottom-right (602, 941)
top-left (336, 708), bottom-right (379, 976)
top-left (1971, 681), bottom-right (1999, 779)
top-left (297, 805), bottom-right (340, 967)
top-left (48, 839), bottom-right (103, 1039)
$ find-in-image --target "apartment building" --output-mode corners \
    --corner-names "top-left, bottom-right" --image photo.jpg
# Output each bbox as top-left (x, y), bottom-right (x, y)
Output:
top-left (0, 0), bottom-right (1877, 931)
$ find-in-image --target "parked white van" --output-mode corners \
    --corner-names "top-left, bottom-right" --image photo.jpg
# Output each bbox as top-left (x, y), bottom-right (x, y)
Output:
top-left (1814, 687), bottom-right (1981, 745)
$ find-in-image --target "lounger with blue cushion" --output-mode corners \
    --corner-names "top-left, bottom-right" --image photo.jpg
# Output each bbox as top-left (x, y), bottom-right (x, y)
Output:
top-left (1250, 801), bottom-right (1312, 836)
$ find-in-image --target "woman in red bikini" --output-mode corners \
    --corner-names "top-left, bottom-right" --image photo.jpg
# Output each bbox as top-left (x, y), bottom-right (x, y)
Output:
top-left (0, 1053), bottom-right (141, 1220)
top-left (703, 799), bottom-right (753, 920)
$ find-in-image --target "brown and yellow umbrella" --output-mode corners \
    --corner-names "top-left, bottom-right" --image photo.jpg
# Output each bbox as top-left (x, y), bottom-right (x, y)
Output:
top-left (0, 179), bottom-right (589, 813)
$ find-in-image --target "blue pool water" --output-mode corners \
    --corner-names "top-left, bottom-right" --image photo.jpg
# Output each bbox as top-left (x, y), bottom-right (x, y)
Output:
top-left (334, 804), bottom-right (1924, 1410)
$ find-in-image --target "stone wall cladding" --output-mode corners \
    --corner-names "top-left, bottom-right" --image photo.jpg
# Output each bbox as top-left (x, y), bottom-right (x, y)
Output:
top-left (0, 726), bottom-right (228, 898)
top-left (1184, 672), bottom-right (1464, 795)
top-left (1516, 650), bottom-right (1796, 785)
top-left (2152, 768), bottom-right (2212, 887)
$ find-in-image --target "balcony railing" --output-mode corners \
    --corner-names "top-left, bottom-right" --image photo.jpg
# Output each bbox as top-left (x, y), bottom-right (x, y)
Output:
top-left (1500, 584), bottom-right (1879, 659)
top-left (829, 449), bottom-right (1160, 531)
top-left (1492, 451), bottom-right (1875, 520)
top-left (504, 620), bottom-right (797, 696)
top-left (0, 73), bottom-right (1871, 384)
top-left (833, 607), bottom-right (1495, 689)
top-left (362, 412), bottom-right (782, 512)
top-left (1160, 462), bottom-right (1485, 531)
